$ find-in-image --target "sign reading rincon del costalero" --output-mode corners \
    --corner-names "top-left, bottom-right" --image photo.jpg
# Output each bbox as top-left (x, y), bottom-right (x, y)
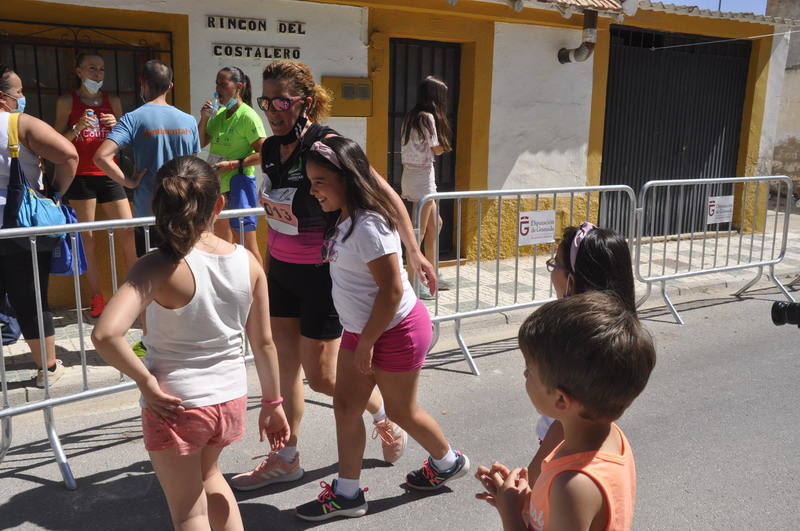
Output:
top-left (207, 16), bottom-right (306, 59)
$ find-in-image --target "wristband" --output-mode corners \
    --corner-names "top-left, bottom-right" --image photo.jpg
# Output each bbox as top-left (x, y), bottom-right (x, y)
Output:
top-left (238, 158), bottom-right (245, 174)
top-left (261, 397), bottom-right (283, 407)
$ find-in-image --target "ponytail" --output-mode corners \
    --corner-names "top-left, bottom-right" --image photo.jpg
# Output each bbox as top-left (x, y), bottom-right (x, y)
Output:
top-left (557, 225), bottom-right (637, 313)
top-left (308, 83), bottom-right (333, 123)
top-left (152, 156), bottom-right (220, 262)
top-left (263, 60), bottom-right (332, 122)
top-left (220, 66), bottom-right (252, 107)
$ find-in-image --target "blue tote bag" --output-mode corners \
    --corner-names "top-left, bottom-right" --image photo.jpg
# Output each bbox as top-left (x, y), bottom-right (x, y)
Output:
top-left (50, 204), bottom-right (88, 276)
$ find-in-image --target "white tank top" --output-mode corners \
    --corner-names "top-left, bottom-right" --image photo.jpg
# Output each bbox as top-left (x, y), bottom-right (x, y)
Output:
top-left (0, 111), bottom-right (45, 226)
top-left (143, 244), bottom-right (253, 408)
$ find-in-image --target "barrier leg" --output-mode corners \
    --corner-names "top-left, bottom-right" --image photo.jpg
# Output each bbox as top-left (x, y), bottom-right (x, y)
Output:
top-left (43, 407), bottom-right (77, 490)
top-left (636, 282), bottom-right (653, 309)
top-left (734, 266), bottom-right (763, 297)
top-left (769, 265), bottom-right (796, 303)
top-left (660, 281), bottom-right (684, 325)
top-left (454, 319), bottom-right (479, 376)
top-left (0, 417), bottom-right (11, 463)
top-left (428, 322), bottom-right (440, 354)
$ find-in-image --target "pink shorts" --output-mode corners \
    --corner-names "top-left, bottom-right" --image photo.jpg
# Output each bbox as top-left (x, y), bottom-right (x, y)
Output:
top-left (142, 395), bottom-right (247, 455)
top-left (341, 300), bottom-right (432, 372)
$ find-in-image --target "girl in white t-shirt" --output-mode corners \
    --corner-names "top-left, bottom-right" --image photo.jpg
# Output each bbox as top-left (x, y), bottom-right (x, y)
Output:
top-left (293, 136), bottom-right (470, 522)
top-left (400, 76), bottom-right (453, 298)
top-left (91, 155), bottom-right (289, 530)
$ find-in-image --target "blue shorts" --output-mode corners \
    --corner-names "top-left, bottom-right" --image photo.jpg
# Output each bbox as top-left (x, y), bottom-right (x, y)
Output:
top-left (227, 174), bottom-right (258, 232)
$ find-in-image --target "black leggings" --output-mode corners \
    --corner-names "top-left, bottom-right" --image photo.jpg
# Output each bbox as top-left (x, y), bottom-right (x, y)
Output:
top-left (0, 247), bottom-right (54, 339)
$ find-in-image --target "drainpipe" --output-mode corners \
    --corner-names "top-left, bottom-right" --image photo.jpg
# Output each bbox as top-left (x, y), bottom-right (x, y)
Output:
top-left (558, 10), bottom-right (598, 64)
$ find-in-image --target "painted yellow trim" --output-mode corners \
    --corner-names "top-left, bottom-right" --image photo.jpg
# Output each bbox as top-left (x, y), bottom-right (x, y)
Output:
top-left (733, 35), bottom-right (773, 231)
top-left (367, 8), bottom-right (494, 192)
top-left (586, 21), bottom-right (611, 188)
top-left (737, 36), bottom-right (772, 178)
top-left (1, 0), bottom-right (191, 112)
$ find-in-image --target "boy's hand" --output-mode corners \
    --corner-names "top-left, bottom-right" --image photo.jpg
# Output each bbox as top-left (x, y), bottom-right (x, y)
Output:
top-left (494, 467), bottom-right (531, 523)
top-left (475, 461), bottom-right (512, 506)
top-left (259, 403), bottom-right (290, 451)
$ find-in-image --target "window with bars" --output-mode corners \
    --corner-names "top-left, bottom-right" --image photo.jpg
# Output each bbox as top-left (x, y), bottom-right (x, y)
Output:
top-left (0, 19), bottom-right (174, 123)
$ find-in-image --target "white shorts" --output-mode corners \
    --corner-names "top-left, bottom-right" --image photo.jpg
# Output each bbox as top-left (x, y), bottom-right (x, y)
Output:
top-left (401, 165), bottom-right (436, 202)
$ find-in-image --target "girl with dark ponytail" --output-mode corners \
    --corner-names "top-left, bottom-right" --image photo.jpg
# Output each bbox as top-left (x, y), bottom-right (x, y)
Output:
top-left (92, 155), bottom-right (289, 530)
top-left (198, 66), bottom-right (266, 264)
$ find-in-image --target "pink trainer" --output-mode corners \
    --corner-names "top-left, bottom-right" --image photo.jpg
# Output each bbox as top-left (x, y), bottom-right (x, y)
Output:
top-left (372, 418), bottom-right (408, 464)
top-left (229, 452), bottom-right (304, 491)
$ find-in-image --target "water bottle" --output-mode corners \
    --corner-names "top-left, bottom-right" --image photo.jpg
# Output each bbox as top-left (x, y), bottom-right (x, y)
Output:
top-left (211, 92), bottom-right (220, 112)
top-left (86, 109), bottom-right (99, 130)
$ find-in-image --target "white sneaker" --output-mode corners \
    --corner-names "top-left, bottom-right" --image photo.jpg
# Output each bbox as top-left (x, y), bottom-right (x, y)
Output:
top-left (418, 284), bottom-right (436, 300)
top-left (35, 359), bottom-right (64, 388)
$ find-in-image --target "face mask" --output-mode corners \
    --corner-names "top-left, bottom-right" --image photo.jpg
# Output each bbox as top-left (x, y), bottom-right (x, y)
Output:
top-left (82, 78), bottom-right (103, 94)
top-left (4, 93), bottom-right (25, 113)
top-left (275, 111), bottom-right (308, 145)
top-left (224, 96), bottom-right (238, 110)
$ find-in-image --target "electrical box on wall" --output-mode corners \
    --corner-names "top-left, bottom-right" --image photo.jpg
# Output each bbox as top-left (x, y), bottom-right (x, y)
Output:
top-left (322, 76), bottom-right (372, 117)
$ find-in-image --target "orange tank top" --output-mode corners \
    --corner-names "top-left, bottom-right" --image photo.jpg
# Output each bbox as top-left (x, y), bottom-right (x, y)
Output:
top-left (525, 424), bottom-right (636, 531)
top-left (68, 91), bottom-right (115, 176)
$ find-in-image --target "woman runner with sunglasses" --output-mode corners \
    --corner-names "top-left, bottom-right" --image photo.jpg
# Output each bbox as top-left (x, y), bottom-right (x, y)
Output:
top-left (230, 61), bottom-right (437, 491)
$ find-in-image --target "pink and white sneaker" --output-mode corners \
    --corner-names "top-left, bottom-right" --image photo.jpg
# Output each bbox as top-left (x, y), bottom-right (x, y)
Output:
top-left (229, 452), bottom-right (304, 491)
top-left (372, 418), bottom-right (407, 464)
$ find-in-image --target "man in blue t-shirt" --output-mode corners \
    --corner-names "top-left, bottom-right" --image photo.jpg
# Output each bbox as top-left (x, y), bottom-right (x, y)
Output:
top-left (94, 59), bottom-right (199, 254)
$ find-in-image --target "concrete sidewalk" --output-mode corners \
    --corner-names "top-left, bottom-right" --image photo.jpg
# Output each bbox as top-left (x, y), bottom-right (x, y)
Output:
top-left (3, 213), bottom-right (800, 407)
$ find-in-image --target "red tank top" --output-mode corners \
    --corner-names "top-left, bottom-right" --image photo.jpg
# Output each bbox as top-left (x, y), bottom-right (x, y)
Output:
top-left (68, 91), bottom-right (115, 176)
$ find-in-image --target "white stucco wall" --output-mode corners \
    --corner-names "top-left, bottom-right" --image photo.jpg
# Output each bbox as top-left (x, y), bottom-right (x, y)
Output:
top-left (487, 22), bottom-right (593, 190)
top-left (40, 0), bottom-right (369, 145)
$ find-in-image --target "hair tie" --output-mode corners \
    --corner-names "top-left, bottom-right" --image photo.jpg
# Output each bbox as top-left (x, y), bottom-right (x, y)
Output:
top-left (310, 141), bottom-right (341, 169)
top-left (569, 221), bottom-right (596, 272)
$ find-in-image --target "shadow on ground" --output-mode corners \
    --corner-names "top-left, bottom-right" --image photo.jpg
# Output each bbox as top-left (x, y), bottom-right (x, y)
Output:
top-left (638, 285), bottom-right (792, 324)
top-left (0, 401), bottom-right (430, 530)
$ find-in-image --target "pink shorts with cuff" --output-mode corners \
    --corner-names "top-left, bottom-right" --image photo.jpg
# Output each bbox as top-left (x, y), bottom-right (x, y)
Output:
top-left (142, 395), bottom-right (247, 455)
top-left (341, 300), bottom-right (432, 372)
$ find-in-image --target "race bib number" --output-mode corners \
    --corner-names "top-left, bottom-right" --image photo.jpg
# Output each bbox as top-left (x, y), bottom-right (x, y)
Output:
top-left (261, 185), bottom-right (299, 235)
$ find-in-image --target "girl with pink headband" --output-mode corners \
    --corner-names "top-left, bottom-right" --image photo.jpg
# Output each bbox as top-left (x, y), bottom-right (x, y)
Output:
top-left (475, 221), bottom-right (637, 501)
top-left (294, 136), bottom-right (469, 521)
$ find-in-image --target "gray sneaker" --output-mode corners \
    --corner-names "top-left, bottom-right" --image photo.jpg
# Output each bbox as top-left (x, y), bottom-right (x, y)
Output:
top-left (418, 284), bottom-right (436, 300)
top-left (35, 359), bottom-right (64, 388)
top-left (437, 276), bottom-right (453, 291)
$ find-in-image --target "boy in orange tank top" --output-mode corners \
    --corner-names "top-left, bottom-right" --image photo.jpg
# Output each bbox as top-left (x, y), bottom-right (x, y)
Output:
top-left (475, 291), bottom-right (656, 531)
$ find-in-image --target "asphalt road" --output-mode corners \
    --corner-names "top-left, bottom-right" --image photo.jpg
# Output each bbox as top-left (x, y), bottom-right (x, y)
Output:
top-left (1, 285), bottom-right (798, 530)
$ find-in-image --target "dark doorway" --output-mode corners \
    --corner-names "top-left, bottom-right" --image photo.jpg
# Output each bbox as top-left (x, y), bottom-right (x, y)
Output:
top-left (388, 38), bottom-right (460, 256)
top-left (600, 26), bottom-right (750, 236)
top-left (0, 19), bottom-right (174, 121)
top-left (1, 19), bottom-right (174, 186)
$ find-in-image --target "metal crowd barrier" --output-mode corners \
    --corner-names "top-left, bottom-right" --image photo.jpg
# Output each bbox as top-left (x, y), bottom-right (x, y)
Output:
top-left (634, 176), bottom-right (796, 324)
top-left (0, 208), bottom-right (264, 490)
top-left (413, 185), bottom-right (638, 376)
